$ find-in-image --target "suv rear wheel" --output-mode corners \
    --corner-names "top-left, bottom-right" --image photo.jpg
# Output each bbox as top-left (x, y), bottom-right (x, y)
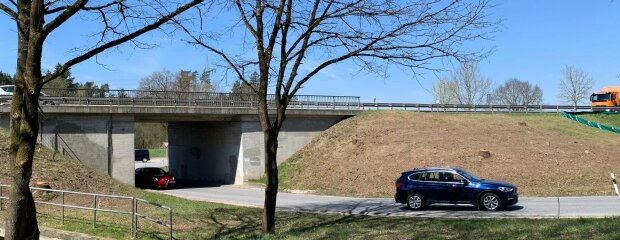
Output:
top-left (480, 192), bottom-right (502, 211)
top-left (406, 193), bottom-right (424, 210)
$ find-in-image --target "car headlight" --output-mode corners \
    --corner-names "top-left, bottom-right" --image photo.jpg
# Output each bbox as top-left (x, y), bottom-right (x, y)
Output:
top-left (498, 186), bottom-right (513, 192)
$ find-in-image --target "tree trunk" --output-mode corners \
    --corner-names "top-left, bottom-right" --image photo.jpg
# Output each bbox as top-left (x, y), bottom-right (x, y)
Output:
top-left (6, 86), bottom-right (41, 239)
top-left (262, 128), bottom-right (279, 234)
top-left (6, 1), bottom-right (43, 235)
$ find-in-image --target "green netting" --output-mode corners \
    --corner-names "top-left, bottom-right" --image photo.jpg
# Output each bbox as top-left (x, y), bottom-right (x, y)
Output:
top-left (561, 112), bottom-right (620, 134)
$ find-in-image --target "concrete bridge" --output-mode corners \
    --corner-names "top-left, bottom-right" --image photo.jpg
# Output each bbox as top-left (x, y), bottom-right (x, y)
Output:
top-left (0, 89), bottom-right (360, 186)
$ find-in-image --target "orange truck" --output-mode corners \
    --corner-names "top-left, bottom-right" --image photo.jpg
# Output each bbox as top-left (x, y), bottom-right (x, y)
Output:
top-left (591, 86), bottom-right (620, 108)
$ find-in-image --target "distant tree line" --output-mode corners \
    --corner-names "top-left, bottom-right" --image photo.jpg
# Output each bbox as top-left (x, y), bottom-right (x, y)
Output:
top-left (138, 69), bottom-right (215, 92)
top-left (231, 72), bottom-right (260, 94)
top-left (45, 64), bottom-right (111, 95)
top-left (135, 123), bottom-right (168, 149)
top-left (433, 63), bottom-right (603, 108)
top-left (0, 71), bottom-right (13, 85)
top-left (432, 62), bottom-right (546, 107)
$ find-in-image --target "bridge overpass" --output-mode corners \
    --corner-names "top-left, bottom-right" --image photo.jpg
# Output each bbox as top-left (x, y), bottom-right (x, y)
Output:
top-left (0, 89), bottom-right (360, 186)
top-left (0, 88), bottom-right (604, 186)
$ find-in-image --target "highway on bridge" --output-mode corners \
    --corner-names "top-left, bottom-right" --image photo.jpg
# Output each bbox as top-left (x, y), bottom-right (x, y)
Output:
top-left (159, 185), bottom-right (620, 218)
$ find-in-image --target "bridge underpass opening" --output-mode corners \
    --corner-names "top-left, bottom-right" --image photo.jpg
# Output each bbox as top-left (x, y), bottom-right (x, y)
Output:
top-left (133, 122), bottom-right (169, 173)
top-left (168, 121), bottom-right (242, 186)
top-left (167, 116), bottom-right (346, 186)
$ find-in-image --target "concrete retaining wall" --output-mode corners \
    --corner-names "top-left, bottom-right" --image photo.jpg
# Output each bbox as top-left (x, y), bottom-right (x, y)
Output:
top-left (39, 114), bottom-right (135, 185)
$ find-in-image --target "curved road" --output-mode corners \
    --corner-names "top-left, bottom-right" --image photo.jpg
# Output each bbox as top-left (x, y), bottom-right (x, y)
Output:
top-left (159, 186), bottom-right (620, 218)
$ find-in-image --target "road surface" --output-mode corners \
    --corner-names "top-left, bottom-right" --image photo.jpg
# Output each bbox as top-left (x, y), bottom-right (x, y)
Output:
top-left (158, 185), bottom-right (620, 218)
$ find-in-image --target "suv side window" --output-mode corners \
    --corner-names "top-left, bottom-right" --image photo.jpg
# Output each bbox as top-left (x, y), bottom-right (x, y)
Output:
top-left (440, 172), bottom-right (464, 183)
top-left (420, 171), bottom-right (440, 182)
top-left (408, 173), bottom-right (421, 181)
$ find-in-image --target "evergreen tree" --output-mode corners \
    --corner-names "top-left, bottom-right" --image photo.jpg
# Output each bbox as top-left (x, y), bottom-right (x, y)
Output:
top-left (0, 71), bottom-right (13, 85)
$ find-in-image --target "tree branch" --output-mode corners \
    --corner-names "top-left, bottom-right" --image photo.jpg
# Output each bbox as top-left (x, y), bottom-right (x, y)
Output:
top-left (45, 0), bottom-right (121, 15)
top-left (0, 3), bottom-right (16, 19)
top-left (43, 0), bottom-right (204, 85)
top-left (42, 0), bottom-right (88, 35)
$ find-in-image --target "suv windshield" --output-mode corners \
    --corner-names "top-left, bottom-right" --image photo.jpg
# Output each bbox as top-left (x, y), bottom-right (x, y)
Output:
top-left (455, 169), bottom-right (481, 182)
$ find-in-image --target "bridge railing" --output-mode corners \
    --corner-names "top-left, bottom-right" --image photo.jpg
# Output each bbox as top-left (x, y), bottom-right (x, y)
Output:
top-left (30, 88), bottom-right (362, 110)
top-left (360, 103), bottom-right (620, 113)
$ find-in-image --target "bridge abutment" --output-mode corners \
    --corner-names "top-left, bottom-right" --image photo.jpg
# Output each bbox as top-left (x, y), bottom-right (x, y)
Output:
top-left (39, 114), bottom-right (136, 185)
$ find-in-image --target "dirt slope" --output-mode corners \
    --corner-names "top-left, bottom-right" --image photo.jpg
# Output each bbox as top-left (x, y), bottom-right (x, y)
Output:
top-left (279, 111), bottom-right (620, 197)
top-left (0, 129), bottom-right (136, 196)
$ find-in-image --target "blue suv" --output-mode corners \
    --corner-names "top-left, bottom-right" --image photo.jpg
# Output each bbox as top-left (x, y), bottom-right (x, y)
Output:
top-left (395, 167), bottom-right (518, 211)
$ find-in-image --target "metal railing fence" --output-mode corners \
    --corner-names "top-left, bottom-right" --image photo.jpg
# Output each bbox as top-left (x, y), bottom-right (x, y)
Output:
top-left (22, 88), bottom-right (361, 110)
top-left (1, 88), bottom-right (617, 113)
top-left (0, 184), bottom-right (173, 239)
top-left (360, 102), bottom-right (620, 113)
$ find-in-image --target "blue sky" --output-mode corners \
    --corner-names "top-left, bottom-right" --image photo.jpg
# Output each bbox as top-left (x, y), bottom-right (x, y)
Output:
top-left (0, 1), bottom-right (619, 104)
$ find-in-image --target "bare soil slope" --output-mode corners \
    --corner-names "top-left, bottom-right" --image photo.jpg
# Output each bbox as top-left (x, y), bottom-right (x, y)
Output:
top-left (280, 112), bottom-right (620, 197)
top-left (0, 129), bottom-right (136, 196)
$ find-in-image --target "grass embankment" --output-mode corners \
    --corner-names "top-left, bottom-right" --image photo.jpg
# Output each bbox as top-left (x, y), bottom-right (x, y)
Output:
top-left (271, 111), bottom-right (620, 197)
top-left (579, 113), bottom-right (620, 129)
top-left (1, 127), bottom-right (620, 238)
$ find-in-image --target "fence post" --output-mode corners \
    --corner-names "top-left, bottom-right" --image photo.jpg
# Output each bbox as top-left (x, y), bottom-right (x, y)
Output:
top-left (93, 195), bottom-right (97, 228)
top-left (0, 186), bottom-right (3, 211)
top-left (135, 199), bottom-right (139, 238)
top-left (556, 106), bottom-right (559, 113)
top-left (131, 197), bottom-right (135, 237)
top-left (169, 208), bottom-right (173, 240)
top-left (61, 191), bottom-right (65, 225)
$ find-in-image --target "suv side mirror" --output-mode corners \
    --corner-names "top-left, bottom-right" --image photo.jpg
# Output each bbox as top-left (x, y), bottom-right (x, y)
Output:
top-left (460, 179), bottom-right (469, 185)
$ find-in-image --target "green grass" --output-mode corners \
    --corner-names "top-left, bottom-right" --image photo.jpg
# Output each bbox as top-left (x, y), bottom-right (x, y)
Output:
top-left (579, 113), bottom-right (620, 128)
top-left (20, 206), bottom-right (620, 239)
top-left (248, 153), bottom-right (300, 189)
top-left (148, 148), bottom-right (168, 158)
top-left (504, 112), bottom-right (620, 144)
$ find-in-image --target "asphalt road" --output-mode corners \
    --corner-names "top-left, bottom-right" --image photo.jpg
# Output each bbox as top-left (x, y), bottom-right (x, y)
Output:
top-left (158, 186), bottom-right (620, 218)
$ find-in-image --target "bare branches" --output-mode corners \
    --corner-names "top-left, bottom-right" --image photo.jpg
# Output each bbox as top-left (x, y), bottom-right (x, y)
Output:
top-left (43, 0), bottom-right (204, 85)
top-left (44, 1), bottom-right (121, 15)
top-left (493, 78), bottom-right (543, 106)
top-left (0, 3), bottom-right (16, 19)
top-left (43, 0), bottom-right (88, 35)
top-left (559, 65), bottom-right (594, 108)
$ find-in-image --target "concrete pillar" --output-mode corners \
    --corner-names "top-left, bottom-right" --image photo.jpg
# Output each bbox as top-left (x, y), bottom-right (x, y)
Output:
top-left (39, 114), bottom-right (135, 185)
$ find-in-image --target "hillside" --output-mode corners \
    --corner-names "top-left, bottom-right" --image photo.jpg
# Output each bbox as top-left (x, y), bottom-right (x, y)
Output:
top-left (0, 129), bottom-right (137, 196)
top-left (278, 111), bottom-right (620, 197)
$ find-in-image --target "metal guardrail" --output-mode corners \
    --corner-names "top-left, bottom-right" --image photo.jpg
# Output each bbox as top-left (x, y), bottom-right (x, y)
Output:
top-left (359, 102), bottom-right (620, 113)
top-left (5, 88), bottom-right (361, 110)
top-left (0, 184), bottom-right (173, 239)
top-left (1, 88), bottom-right (615, 113)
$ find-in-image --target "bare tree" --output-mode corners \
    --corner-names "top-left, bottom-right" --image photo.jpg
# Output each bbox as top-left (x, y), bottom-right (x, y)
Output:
top-left (180, 0), bottom-right (497, 233)
top-left (0, 1), bottom-right (203, 238)
top-left (451, 62), bottom-right (492, 105)
top-left (559, 65), bottom-right (594, 109)
top-left (432, 77), bottom-right (456, 104)
top-left (493, 78), bottom-right (543, 106)
top-left (139, 69), bottom-right (214, 92)
top-left (139, 70), bottom-right (177, 91)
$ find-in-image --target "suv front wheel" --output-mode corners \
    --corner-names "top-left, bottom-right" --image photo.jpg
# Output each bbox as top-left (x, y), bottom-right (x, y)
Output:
top-left (406, 193), bottom-right (424, 210)
top-left (480, 192), bottom-right (502, 211)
